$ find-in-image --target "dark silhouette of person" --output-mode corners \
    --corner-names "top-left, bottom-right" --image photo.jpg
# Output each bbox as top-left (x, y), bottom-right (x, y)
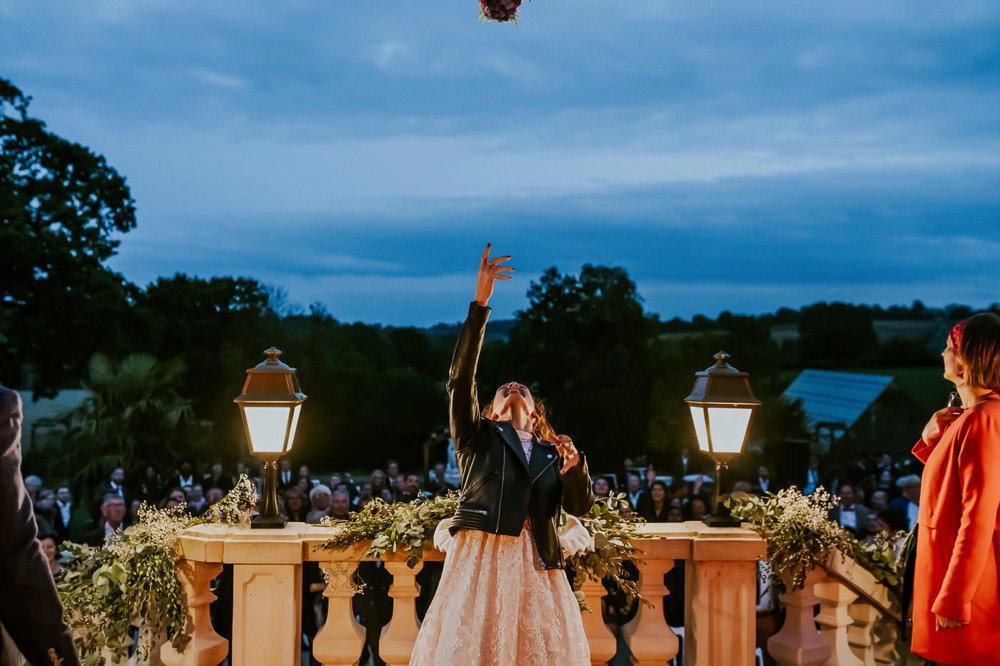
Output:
top-left (0, 386), bottom-right (80, 665)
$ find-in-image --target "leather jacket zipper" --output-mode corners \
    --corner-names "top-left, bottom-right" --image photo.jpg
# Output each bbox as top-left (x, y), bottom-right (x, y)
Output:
top-left (496, 445), bottom-right (506, 531)
top-left (530, 456), bottom-right (558, 484)
top-left (456, 507), bottom-right (488, 516)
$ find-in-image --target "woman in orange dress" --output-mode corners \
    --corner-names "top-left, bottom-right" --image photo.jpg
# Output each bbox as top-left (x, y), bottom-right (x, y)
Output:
top-left (911, 313), bottom-right (1000, 664)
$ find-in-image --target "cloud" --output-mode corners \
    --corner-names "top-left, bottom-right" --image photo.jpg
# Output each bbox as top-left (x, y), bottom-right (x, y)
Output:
top-left (191, 68), bottom-right (250, 91)
top-left (6, 0), bottom-right (1000, 324)
top-left (371, 41), bottom-right (413, 72)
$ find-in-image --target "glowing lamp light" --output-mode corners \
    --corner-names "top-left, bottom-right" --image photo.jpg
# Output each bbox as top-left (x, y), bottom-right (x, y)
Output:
top-left (685, 351), bottom-right (760, 528)
top-left (234, 347), bottom-right (306, 528)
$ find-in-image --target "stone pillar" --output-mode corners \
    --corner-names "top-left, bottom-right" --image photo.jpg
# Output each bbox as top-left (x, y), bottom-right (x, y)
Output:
top-left (221, 525), bottom-right (308, 666)
top-left (686, 558), bottom-right (756, 666)
top-left (312, 561), bottom-right (366, 666)
top-left (577, 576), bottom-right (617, 664)
top-left (815, 578), bottom-right (863, 666)
top-left (624, 557), bottom-right (679, 664)
top-left (230, 563), bottom-right (302, 666)
top-left (160, 560), bottom-right (228, 666)
top-left (380, 560), bottom-right (424, 666)
top-left (767, 569), bottom-right (831, 666)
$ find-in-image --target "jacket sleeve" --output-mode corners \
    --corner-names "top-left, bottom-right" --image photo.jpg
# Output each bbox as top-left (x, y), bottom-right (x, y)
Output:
top-left (447, 302), bottom-right (490, 451)
top-left (0, 388), bottom-right (80, 666)
top-left (932, 410), bottom-right (1000, 622)
top-left (561, 452), bottom-right (595, 517)
top-left (911, 437), bottom-right (935, 464)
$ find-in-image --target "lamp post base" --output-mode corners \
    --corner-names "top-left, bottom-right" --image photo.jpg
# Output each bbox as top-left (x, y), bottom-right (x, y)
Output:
top-left (252, 456), bottom-right (287, 529)
top-left (251, 514), bottom-right (288, 529)
top-left (702, 514), bottom-right (741, 528)
top-left (704, 458), bottom-right (741, 528)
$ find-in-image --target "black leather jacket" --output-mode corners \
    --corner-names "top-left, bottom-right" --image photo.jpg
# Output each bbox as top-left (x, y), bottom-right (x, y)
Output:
top-left (447, 302), bottom-right (594, 569)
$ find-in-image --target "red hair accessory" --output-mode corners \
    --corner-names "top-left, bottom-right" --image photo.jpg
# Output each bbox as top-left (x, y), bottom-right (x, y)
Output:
top-left (950, 319), bottom-right (968, 356)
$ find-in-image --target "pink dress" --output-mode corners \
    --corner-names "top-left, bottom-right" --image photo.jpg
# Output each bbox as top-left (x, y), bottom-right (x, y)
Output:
top-left (410, 432), bottom-right (590, 666)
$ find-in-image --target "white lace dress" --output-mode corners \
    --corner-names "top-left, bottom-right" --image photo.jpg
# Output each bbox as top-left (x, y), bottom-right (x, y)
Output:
top-left (409, 431), bottom-right (590, 666)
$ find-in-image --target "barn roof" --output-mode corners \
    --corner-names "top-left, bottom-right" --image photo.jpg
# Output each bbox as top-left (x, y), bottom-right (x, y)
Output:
top-left (782, 369), bottom-right (895, 431)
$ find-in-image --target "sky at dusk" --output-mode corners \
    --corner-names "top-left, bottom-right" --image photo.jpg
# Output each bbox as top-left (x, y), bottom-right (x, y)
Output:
top-left (3, 1), bottom-right (999, 325)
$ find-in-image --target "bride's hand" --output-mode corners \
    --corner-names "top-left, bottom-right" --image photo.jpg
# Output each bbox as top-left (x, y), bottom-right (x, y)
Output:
top-left (553, 435), bottom-right (580, 474)
top-left (474, 243), bottom-right (514, 307)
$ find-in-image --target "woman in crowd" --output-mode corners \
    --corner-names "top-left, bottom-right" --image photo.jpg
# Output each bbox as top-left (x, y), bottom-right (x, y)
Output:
top-left (639, 480), bottom-right (671, 522)
top-left (687, 494), bottom-right (709, 521)
top-left (369, 470), bottom-right (394, 502)
top-left (283, 487), bottom-right (307, 523)
top-left (38, 533), bottom-right (63, 577)
top-left (592, 476), bottom-right (612, 499)
top-left (910, 313), bottom-right (1000, 664)
top-left (410, 245), bottom-right (594, 666)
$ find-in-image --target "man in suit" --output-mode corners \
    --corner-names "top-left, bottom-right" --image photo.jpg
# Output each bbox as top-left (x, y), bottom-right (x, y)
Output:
top-left (203, 461), bottom-right (234, 494)
top-left (277, 458), bottom-right (296, 491)
top-left (52, 485), bottom-right (81, 542)
top-left (889, 474), bottom-right (921, 530)
top-left (673, 446), bottom-right (711, 479)
top-left (624, 472), bottom-right (645, 510)
top-left (0, 386), bottom-right (80, 665)
top-left (82, 493), bottom-right (126, 547)
top-left (832, 482), bottom-right (872, 538)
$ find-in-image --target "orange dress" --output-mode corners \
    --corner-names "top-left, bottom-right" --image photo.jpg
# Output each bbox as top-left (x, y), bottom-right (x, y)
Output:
top-left (911, 398), bottom-right (1000, 665)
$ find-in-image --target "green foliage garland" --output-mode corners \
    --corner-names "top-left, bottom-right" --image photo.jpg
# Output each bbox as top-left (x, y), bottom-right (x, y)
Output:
top-left (317, 491), bottom-right (648, 610)
top-left (566, 495), bottom-right (650, 611)
top-left (318, 493), bottom-right (461, 568)
top-left (727, 487), bottom-right (903, 597)
top-left (58, 477), bottom-right (258, 665)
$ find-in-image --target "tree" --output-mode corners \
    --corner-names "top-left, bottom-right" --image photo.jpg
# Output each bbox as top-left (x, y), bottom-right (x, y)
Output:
top-left (798, 302), bottom-right (877, 363)
top-left (0, 78), bottom-right (136, 395)
top-left (38, 353), bottom-right (211, 504)
top-left (504, 265), bottom-right (657, 468)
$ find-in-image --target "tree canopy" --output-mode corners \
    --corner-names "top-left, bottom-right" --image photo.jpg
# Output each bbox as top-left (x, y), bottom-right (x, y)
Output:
top-left (0, 77), bottom-right (136, 395)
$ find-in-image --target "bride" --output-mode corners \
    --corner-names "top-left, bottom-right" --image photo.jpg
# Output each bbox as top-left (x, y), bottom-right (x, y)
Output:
top-left (410, 244), bottom-right (594, 665)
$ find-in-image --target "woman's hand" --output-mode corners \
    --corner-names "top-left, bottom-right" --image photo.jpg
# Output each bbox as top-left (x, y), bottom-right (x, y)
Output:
top-left (921, 407), bottom-right (963, 446)
top-left (935, 613), bottom-right (967, 630)
top-left (474, 243), bottom-right (514, 307)
top-left (553, 434), bottom-right (580, 474)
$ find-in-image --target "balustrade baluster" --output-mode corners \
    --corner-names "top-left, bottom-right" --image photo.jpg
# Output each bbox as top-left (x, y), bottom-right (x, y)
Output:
top-left (577, 575), bottom-right (617, 664)
top-left (312, 561), bottom-right (366, 666)
top-left (814, 577), bottom-right (863, 666)
top-left (379, 560), bottom-right (424, 666)
top-left (160, 560), bottom-right (228, 666)
top-left (767, 569), bottom-right (831, 666)
top-left (871, 615), bottom-right (902, 666)
top-left (623, 558), bottom-right (679, 664)
top-left (847, 601), bottom-right (879, 666)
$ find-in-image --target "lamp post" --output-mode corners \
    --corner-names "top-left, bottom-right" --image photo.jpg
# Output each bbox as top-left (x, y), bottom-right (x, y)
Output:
top-left (685, 351), bottom-right (760, 528)
top-left (234, 347), bottom-right (307, 529)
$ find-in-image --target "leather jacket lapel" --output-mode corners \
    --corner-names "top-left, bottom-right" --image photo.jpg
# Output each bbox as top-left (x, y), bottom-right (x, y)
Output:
top-left (528, 440), bottom-right (559, 483)
top-left (492, 421), bottom-right (529, 470)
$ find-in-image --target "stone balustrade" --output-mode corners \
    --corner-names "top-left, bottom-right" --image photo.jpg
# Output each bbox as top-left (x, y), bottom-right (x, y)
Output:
top-left (156, 521), bottom-right (764, 666)
top-left (767, 549), bottom-right (905, 666)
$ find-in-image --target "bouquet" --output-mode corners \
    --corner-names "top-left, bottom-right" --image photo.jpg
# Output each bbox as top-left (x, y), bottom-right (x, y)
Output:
top-left (479, 0), bottom-right (527, 23)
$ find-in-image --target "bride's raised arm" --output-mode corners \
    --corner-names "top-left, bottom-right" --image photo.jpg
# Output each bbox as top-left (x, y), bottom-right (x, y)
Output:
top-left (446, 244), bottom-right (514, 451)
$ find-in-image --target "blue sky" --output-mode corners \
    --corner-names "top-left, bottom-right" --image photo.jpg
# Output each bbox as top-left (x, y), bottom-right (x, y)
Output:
top-left (3, 0), bottom-right (999, 325)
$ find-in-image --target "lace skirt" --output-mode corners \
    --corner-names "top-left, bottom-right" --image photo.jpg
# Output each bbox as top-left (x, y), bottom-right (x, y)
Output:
top-left (410, 525), bottom-right (590, 666)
